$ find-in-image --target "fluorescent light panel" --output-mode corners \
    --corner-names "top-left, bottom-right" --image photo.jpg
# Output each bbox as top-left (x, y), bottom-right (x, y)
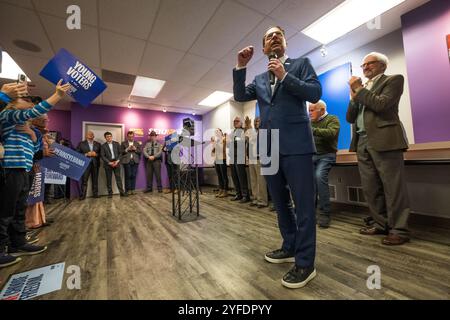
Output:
top-left (302, 0), bottom-right (405, 44)
top-left (131, 76), bottom-right (166, 99)
top-left (198, 91), bottom-right (233, 107)
top-left (0, 51), bottom-right (31, 81)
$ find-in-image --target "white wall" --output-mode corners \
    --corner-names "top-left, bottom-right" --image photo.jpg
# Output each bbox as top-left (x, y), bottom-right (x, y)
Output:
top-left (202, 100), bottom-right (245, 135)
top-left (243, 100), bottom-right (257, 120)
top-left (313, 29), bottom-right (415, 144)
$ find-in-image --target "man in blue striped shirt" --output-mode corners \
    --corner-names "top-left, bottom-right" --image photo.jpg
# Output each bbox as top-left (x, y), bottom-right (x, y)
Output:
top-left (0, 80), bottom-right (70, 268)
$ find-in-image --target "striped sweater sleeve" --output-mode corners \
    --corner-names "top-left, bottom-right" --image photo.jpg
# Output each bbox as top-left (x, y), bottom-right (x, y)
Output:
top-left (0, 100), bottom-right (53, 123)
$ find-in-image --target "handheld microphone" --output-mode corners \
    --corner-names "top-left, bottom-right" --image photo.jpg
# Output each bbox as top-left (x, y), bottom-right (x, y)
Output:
top-left (268, 52), bottom-right (278, 85)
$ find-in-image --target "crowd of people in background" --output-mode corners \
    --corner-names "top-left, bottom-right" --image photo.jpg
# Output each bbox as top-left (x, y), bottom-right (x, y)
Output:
top-left (210, 104), bottom-right (340, 229)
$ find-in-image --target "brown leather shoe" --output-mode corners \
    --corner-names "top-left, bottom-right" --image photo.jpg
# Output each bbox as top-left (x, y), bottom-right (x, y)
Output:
top-left (382, 234), bottom-right (410, 246)
top-left (359, 226), bottom-right (389, 235)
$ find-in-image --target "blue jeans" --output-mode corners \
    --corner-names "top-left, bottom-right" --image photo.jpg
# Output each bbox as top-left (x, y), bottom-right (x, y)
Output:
top-left (313, 153), bottom-right (336, 222)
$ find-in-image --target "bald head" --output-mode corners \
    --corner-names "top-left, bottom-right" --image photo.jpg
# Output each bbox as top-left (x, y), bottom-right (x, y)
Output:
top-left (309, 100), bottom-right (327, 122)
top-left (233, 116), bottom-right (242, 129)
top-left (86, 131), bottom-right (95, 141)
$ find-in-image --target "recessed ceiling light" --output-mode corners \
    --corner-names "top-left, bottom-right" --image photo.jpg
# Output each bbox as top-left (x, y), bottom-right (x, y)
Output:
top-left (13, 40), bottom-right (41, 53)
top-left (198, 91), bottom-right (233, 107)
top-left (128, 103), bottom-right (132, 109)
top-left (192, 112), bottom-right (196, 116)
top-left (163, 108), bottom-right (167, 113)
top-left (131, 76), bottom-right (166, 99)
top-left (301, 0), bottom-right (405, 44)
top-left (0, 51), bottom-right (31, 81)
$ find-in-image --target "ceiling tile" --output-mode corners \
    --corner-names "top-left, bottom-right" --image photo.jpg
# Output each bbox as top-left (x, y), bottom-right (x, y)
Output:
top-left (149, 0), bottom-right (221, 51)
top-left (40, 14), bottom-right (100, 67)
top-left (170, 54), bottom-right (216, 86)
top-left (269, 0), bottom-right (345, 30)
top-left (236, 0), bottom-right (284, 15)
top-left (138, 43), bottom-right (185, 80)
top-left (99, 0), bottom-right (160, 40)
top-left (0, 4), bottom-right (54, 59)
top-left (100, 30), bottom-right (146, 74)
top-left (220, 17), bottom-right (299, 64)
top-left (33, 0), bottom-right (98, 26)
top-left (178, 86), bottom-right (213, 106)
top-left (156, 82), bottom-right (194, 102)
top-left (196, 61), bottom-right (233, 90)
top-left (1, 0), bottom-right (33, 9)
top-left (105, 82), bottom-right (133, 96)
top-left (189, 0), bottom-right (264, 60)
top-left (285, 32), bottom-right (321, 58)
top-left (5, 53), bottom-right (53, 91)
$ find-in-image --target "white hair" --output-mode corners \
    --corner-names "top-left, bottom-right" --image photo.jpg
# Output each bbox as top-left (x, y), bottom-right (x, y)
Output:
top-left (316, 100), bottom-right (327, 111)
top-left (309, 100), bottom-right (327, 111)
top-left (364, 52), bottom-right (389, 66)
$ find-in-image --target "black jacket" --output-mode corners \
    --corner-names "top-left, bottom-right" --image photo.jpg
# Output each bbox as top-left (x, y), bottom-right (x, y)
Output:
top-left (77, 140), bottom-right (101, 166)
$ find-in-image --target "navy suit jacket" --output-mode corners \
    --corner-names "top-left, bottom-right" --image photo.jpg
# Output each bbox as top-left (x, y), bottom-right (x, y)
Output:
top-left (233, 57), bottom-right (322, 155)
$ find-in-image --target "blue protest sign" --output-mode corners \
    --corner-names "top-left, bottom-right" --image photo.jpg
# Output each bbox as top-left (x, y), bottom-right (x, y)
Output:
top-left (40, 143), bottom-right (91, 181)
top-left (0, 263), bottom-right (66, 300)
top-left (27, 168), bottom-right (45, 205)
top-left (39, 48), bottom-right (107, 107)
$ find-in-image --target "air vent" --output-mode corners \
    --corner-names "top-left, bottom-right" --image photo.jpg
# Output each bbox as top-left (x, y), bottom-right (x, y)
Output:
top-left (13, 40), bottom-right (41, 52)
top-left (348, 186), bottom-right (366, 204)
top-left (102, 69), bottom-right (136, 86)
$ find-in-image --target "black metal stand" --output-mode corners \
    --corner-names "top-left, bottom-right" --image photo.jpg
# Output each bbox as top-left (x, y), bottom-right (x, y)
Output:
top-left (171, 138), bottom-right (200, 221)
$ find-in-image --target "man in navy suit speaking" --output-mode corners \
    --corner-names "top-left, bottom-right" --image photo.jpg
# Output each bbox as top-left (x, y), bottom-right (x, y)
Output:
top-left (233, 26), bottom-right (322, 289)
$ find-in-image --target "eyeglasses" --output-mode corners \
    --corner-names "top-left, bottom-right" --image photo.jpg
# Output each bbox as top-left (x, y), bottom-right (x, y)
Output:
top-left (360, 61), bottom-right (379, 68)
top-left (265, 31), bottom-right (284, 42)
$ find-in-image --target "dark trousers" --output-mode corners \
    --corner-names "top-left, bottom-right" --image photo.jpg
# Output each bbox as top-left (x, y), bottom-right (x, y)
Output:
top-left (104, 165), bottom-right (124, 195)
top-left (123, 162), bottom-right (138, 192)
top-left (166, 162), bottom-right (179, 190)
top-left (231, 163), bottom-right (249, 198)
top-left (146, 160), bottom-right (162, 191)
top-left (80, 162), bottom-right (99, 197)
top-left (265, 154), bottom-right (316, 268)
top-left (0, 169), bottom-right (31, 250)
top-left (356, 135), bottom-right (410, 235)
top-left (215, 163), bottom-right (229, 191)
top-left (313, 153), bottom-right (336, 222)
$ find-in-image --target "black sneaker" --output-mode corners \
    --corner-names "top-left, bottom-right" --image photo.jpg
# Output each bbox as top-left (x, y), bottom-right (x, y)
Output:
top-left (264, 248), bottom-right (295, 264)
top-left (239, 197), bottom-right (251, 204)
top-left (231, 196), bottom-right (242, 201)
top-left (282, 265), bottom-right (317, 289)
top-left (0, 253), bottom-right (22, 268)
top-left (108, 193), bottom-right (113, 198)
top-left (9, 244), bottom-right (47, 257)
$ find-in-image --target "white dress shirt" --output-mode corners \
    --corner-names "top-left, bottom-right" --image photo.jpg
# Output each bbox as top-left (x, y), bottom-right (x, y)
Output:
top-left (108, 142), bottom-right (115, 159)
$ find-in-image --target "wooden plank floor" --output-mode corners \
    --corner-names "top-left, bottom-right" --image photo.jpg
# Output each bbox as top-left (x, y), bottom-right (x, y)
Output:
top-left (1, 189), bottom-right (449, 300)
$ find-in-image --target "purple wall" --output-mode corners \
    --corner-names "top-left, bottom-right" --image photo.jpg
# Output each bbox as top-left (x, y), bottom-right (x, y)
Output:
top-left (48, 110), bottom-right (71, 141)
top-left (402, 0), bottom-right (450, 143)
top-left (69, 103), bottom-right (202, 195)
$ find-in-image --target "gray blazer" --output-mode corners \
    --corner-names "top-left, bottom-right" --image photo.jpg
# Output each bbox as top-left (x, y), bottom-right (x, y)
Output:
top-left (346, 74), bottom-right (408, 152)
top-left (143, 141), bottom-right (162, 160)
top-left (120, 141), bottom-right (142, 164)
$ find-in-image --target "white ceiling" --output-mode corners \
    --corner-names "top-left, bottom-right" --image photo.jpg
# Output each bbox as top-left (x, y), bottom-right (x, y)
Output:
top-left (0, 0), bottom-right (429, 114)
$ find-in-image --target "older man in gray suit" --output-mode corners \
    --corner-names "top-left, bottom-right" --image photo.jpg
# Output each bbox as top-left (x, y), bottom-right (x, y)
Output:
top-left (347, 52), bottom-right (410, 246)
